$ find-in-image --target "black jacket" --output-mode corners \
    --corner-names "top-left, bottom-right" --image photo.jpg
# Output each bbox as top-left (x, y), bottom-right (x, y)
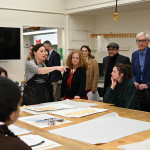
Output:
top-left (47, 50), bottom-right (62, 82)
top-left (61, 67), bottom-right (86, 98)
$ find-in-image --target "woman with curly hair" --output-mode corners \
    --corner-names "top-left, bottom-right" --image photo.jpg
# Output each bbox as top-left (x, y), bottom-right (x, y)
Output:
top-left (61, 50), bottom-right (88, 100)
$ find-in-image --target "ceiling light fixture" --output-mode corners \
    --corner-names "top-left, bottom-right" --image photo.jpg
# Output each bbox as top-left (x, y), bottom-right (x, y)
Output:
top-left (114, 0), bottom-right (118, 21)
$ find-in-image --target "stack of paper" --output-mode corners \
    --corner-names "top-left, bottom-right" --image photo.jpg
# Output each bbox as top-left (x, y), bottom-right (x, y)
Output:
top-left (20, 134), bottom-right (61, 150)
top-left (22, 99), bottom-right (98, 114)
top-left (19, 114), bottom-right (71, 128)
top-left (50, 107), bottom-right (108, 118)
top-left (118, 138), bottom-right (150, 150)
top-left (8, 124), bottom-right (31, 135)
top-left (49, 112), bottom-right (150, 144)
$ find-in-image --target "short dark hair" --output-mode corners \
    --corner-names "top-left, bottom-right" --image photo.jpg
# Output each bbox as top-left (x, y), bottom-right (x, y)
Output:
top-left (107, 43), bottom-right (119, 49)
top-left (0, 67), bottom-right (8, 78)
top-left (0, 77), bottom-right (21, 122)
top-left (43, 40), bottom-right (51, 46)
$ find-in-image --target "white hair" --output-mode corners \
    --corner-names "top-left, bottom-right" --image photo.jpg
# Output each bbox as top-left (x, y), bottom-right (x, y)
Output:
top-left (136, 32), bottom-right (150, 40)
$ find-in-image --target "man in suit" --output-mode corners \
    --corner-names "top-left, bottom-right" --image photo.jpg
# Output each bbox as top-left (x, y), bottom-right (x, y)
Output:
top-left (103, 43), bottom-right (130, 100)
top-left (44, 40), bottom-right (62, 101)
top-left (132, 32), bottom-right (150, 112)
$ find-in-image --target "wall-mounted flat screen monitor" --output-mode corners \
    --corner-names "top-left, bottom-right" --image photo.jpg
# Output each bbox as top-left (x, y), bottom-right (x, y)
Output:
top-left (0, 27), bottom-right (20, 60)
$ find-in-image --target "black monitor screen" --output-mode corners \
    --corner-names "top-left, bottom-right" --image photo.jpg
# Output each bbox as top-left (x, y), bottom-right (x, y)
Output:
top-left (0, 27), bottom-right (20, 60)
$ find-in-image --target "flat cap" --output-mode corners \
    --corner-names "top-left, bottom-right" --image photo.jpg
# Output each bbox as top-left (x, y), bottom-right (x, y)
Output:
top-left (107, 43), bottom-right (119, 49)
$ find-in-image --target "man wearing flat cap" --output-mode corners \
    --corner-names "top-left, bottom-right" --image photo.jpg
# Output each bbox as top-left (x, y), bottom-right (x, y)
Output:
top-left (103, 42), bottom-right (131, 100)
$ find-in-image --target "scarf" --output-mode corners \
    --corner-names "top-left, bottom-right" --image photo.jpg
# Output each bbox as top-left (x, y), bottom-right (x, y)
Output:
top-left (67, 67), bottom-right (79, 90)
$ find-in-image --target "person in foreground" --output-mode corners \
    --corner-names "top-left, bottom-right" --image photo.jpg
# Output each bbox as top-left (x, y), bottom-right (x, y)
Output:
top-left (61, 50), bottom-right (88, 100)
top-left (80, 45), bottom-right (99, 100)
top-left (104, 63), bottom-right (140, 110)
top-left (23, 44), bottom-right (67, 105)
top-left (0, 77), bottom-right (31, 150)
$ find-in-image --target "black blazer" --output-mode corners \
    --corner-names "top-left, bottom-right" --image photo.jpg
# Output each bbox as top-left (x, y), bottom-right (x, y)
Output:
top-left (61, 67), bottom-right (86, 98)
top-left (47, 50), bottom-right (62, 82)
top-left (132, 47), bottom-right (150, 101)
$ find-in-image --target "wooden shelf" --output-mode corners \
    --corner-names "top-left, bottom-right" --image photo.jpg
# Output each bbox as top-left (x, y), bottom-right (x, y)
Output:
top-left (91, 33), bottom-right (136, 38)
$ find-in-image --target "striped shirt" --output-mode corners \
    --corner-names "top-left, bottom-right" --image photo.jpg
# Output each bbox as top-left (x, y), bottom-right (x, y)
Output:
top-left (25, 59), bottom-right (46, 81)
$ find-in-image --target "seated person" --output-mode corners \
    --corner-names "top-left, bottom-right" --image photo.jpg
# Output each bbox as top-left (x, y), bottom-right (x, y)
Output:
top-left (104, 63), bottom-right (140, 110)
top-left (0, 67), bottom-right (8, 78)
top-left (0, 77), bottom-right (31, 150)
top-left (61, 50), bottom-right (88, 100)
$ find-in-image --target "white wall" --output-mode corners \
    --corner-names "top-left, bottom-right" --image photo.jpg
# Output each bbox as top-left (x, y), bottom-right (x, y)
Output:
top-left (0, 0), bottom-right (65, 14)
top-left (64, 14), bottom-right (96, 61)
top-left (0, 0), bottom-right (65, 83)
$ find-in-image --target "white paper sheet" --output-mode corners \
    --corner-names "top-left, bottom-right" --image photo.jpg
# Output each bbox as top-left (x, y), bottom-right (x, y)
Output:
top-left (20, 134), bottom-right (61, 150)
top-left (50, 112), bottom-right (150, 144)
top-left (25, 103), bottom-right (74, 112)
top-left (21, 107), bottom-right (48, 114)
top-left (87, 91), bottom-right (100, 101)
top-left (118, 138), bottom-right (150, 150)
top-left (60, 99), bottom-right (98, 107)
top-left (19, 114), bottom-right (71, 128)
top-left (8, 124), bottom-right (31, 135)
top-left (22, 99), bottom-right (98, 114)
top-left (50, 107), bottom-right (108, 118)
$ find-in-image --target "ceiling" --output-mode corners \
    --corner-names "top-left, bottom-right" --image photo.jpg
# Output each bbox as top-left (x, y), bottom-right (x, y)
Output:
top-left (71, 1), bottom-right (150, 16)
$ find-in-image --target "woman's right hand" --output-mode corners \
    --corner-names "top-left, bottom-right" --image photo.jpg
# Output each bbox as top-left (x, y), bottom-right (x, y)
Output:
top-left (111, 77), bottom-right (117, 90)
top-left (56, 66), bottom-right (68, 72)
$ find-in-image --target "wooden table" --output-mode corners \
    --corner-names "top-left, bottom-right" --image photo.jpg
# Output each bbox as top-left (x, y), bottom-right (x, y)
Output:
top-left (16, 99), bottom-right (150, 150)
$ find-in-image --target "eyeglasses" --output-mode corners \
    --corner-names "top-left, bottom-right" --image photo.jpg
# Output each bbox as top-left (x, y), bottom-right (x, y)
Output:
top-left (107, 48), bottom-right (116, 52)
top-left (136, 40), bottom-right (147, 43)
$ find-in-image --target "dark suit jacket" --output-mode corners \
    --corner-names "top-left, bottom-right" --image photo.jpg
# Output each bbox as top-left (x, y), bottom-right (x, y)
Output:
top-left (131, 47), bottom-right (150, 99)
top-left (47, 50), bottom-right (62, 82)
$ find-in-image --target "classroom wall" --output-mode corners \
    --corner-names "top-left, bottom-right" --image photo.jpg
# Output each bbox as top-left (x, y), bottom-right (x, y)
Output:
top-left (0, 0), bottom-right (65, 83)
